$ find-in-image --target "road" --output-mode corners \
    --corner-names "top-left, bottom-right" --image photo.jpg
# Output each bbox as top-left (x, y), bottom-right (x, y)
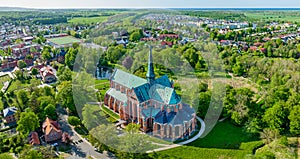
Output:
top-left (57, 107), bottom-right (109, 159)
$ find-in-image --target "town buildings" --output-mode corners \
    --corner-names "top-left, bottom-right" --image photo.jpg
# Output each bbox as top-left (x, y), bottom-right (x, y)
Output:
top-left (104, 47), bottom-right (196, 140)
top-left (42, 117), bottom-right (62, 143)
top-left (3, 107), bottom-right (18, 125)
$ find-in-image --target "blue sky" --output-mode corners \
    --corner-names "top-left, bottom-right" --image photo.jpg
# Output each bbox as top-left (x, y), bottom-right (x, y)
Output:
top-left (1, 0), bottom-right (300, 9)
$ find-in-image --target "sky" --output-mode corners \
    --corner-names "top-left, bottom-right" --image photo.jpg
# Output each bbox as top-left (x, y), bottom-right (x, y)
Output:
top-left (0, 0), bottom-right (300, 9)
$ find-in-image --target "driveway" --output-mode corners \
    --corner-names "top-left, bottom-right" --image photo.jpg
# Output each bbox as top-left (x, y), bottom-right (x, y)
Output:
top-left (57, 107), bottom-right (110, 159)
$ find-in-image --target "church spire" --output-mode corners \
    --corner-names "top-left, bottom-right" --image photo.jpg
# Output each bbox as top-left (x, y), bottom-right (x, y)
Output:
top-left (146, 46), bottom-right (155, 84)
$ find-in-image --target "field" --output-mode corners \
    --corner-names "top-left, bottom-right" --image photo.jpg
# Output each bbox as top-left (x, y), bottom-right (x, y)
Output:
top-left (244, 11), bottom-right (300, 22)
top-left (101, 105), bottom-right (120, 122)
top-left (6, 79), bottom-right (41, 92)
top-left (0, 75), bottom-right (11, 88)
top-left (94, 79), bottom-right (110, 101)
top-left (48, 36), bottom-right (81, 45)
top-left (68, 17), bottom-right (108, 24)
top-left (155, 120), bottom-right (263, 159)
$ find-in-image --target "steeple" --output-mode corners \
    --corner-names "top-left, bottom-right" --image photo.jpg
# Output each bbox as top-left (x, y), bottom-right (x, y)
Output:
top-left (146, 46), bottom-right (155, 84)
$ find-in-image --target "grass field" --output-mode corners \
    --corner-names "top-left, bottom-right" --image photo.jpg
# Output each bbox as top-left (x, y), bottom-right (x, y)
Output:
top-left (68, 17), bottom-right (108, 24)
top-left (48, 36), bottom-right (81, 45)
top-left (245, 12), bottom-right (300, 22)
top-left (7, 79), bottom-right (41, 92)
top-left (0, 75), bottom-right (11, 88)
top-left (155, 120), bottom-right (263, 159)
top-left (94, 79), bottom-right (110, 101)
top-left (101, 105), bottom-right (120, 122)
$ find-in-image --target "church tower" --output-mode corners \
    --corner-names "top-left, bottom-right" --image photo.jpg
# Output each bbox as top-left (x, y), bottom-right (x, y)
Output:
top-left (146, 46), bottom-right (155, 84)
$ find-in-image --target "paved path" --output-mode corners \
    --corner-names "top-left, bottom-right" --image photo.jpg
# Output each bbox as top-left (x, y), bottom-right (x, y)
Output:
top-left (146, 116), bottom-right (205, 153)
top-left (0, 71), bottom-right (15, 79)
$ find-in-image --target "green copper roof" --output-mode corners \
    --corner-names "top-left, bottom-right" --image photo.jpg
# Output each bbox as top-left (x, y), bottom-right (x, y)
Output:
top-left (142, 106), bottom-right (161, 118)
top-left (111, 69), bottom-right (147, 88)
top-left (148, 84), bottom-right (181, 105)
top-left (106, 88), bottom-right (127, 103)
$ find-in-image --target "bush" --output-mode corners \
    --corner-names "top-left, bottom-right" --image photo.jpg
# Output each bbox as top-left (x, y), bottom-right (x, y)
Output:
top-left (278, 136), bottom-right (288, 146)
top-left (255, 151), bottom-right (275, 159)
top-left (68, 116), bottom-right (81, 127)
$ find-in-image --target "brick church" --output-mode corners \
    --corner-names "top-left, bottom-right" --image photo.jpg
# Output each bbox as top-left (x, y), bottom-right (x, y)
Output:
top-left (104, 47), bottom-right (196, 140)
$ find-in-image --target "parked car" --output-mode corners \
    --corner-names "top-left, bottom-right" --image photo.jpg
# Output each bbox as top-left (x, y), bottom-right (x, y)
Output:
top-left (51, 143), bottom-right (58, 147)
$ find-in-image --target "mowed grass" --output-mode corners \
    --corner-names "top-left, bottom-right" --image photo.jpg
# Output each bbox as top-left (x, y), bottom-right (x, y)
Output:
top-left (68, 17), bottom-right (108, 24)
top-left (101, 105), bottom-right (120, 121)
top-left (0, 75), bottom-right (11, 88)
top-left (155, 120), bottom-right (263, 159)
top-left (95, 79), bottom-right (109, 85)
top-left (48, 36), bottom-right (81, 45)
top-left (7, 79), bottom-right (41, 92)
top-left (94, 79), bottom-right (110, 101)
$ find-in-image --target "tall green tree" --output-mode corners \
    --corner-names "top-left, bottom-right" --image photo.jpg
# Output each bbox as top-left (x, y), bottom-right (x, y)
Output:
top-left (288, 105), bottom-right (300, 135)
top-left (44, 104), bottom-right (57, 120)
top-left (263, 101), bottom-right (289, 132)
top-left (16, 109), bottom-right (39, 136)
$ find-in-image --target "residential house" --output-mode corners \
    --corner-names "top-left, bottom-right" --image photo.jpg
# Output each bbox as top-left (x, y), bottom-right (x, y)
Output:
top-left (42, 117), bottom-right (62, 143)
top-left (161, 41), bottom-right (173, 47)
top-left (40, 66), bottom-right (56, 83)
top-left (28, 131), bottom-right (40, 145)
top-left (3, 107), bottom-right (18, 125)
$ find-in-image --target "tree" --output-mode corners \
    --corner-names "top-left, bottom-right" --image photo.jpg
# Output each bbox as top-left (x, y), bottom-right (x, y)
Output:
top-left (58, 66), bottom-right (72, 81)
top-left (129, 31), bottom-right (142, 42)
top-left (288, 105), bottom-right (300, 135)
top-left (17, 60), bottom-right (27, 69)
top-left (44, 104), bottom-right (57, 120)
top-left (16, 109), bottom-right (39, 136)
top-left (90, 124), bottom-right (118, 151)
top-left (16, 90), bottom-right (29, 111)
top-left (57, 81), bottom-right (76, 114)
top-left (20, 149), bottom-right (43, 159)
top-left (31, 68), bottom-right (39, 75)
top-left (68, 116), bottom-right (81, 127)
top-left (223, 88), bottom-right (253, 125)
top-left (82, 104), bottom-right (106, 130)
top-left (122, 56), bottom-right (133, 69)
top-left (260, 128), bottom-right (280, 146)
top-left (28, 78), bottom-right (40, 93)
top-left (15, 70), bottom-right (24, 80)
top-left (0, 153), bottom-right (14, 159)
top-left (65, 47), bottom-right (78, 69)
top-left (263, 101), bottom-right (288, 132)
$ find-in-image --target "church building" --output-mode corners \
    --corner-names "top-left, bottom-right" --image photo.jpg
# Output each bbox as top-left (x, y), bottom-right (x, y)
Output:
top-left (104, 47), bottom-right (196, 140)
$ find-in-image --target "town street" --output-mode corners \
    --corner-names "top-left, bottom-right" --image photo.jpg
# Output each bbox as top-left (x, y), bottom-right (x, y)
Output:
top-left (57, 106), bottom-right (110, 159)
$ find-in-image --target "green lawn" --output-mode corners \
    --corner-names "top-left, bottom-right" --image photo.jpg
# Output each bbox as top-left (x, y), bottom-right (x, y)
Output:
top-left (0, 75), bottom-right (11, 88)
top-left (95, 79), bottom-right (109, 85)
top-left (101, 105), bottom-right (120, 122)
top-left (68, 17), bottom-right (108, 24)
top-left (245, 12), bottom-right (300, 22)
top-left (48, 36), bottom-right (81, 45)
top-left (7, 79), bottom-right (41, 92)
top-left (155, 120), bottom-right (263, 159)
top-left (94, 80), bottom-right (110, 101)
